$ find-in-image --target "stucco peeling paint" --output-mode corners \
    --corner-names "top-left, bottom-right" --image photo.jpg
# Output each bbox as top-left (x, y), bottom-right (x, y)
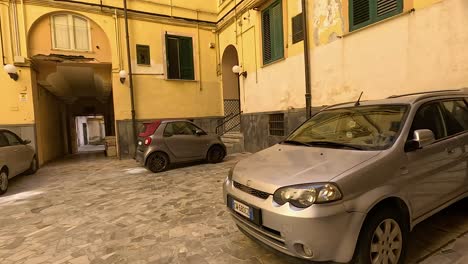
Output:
top-left (313, 0), bottom-right (344, 46)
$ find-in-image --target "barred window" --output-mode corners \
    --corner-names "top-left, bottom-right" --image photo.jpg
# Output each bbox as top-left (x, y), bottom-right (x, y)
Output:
top-left (269, 113), bottom-right (285, 136)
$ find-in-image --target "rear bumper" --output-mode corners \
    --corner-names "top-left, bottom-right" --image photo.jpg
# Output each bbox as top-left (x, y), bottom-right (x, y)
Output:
top-left (135, 149), bottom-right (146, 166)
top-left (223, 178), bottom-right (365, 263)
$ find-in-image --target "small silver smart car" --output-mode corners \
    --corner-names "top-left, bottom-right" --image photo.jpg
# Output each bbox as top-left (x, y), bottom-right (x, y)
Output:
top-left (224, 90), bottom-right (468, 264)
top-left (0, 129), bottom-right (38, 195)
top-left (136, 120), bottom-right (226, 173)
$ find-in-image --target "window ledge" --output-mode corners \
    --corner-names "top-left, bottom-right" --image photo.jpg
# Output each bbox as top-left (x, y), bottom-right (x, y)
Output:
top-left (340, 8), bottom-right (415, 38)
top-left (262, 57), bottom-right (286, 68)
top-left (51, 48), bottom-right (94, 54)
top-left (165, 78), bottom-right (198, 82)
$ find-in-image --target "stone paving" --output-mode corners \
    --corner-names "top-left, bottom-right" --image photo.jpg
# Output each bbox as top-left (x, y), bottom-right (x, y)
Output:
top-left (0, 152), bottom-right (466, 264)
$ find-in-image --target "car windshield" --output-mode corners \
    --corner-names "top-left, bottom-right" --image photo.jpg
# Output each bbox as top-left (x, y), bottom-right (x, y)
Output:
top-left (285, 105), bottom-right (408, 151)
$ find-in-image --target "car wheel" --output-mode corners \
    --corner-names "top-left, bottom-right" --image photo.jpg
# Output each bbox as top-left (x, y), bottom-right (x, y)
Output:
top-left (0, 170), bottom-right (8, 195)
top-left (146, 152), bottom-right (169, 173)
top-left (354, 207), bottom-right (408, 264)
top-left (26, 156), bottom-right (38, 175)
top-left (207, 145), bottom-right (226, 164)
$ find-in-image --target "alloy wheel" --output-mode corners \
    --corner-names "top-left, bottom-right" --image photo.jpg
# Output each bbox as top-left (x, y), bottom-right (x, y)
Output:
top-left (148, 153), bottom-right (168, 172)
top-left (370, 219), bottom-right (403, 264)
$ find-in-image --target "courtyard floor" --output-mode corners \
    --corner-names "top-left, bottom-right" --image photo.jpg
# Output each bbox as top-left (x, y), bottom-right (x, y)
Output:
top-left (0, 152), bottom-right (467, 264)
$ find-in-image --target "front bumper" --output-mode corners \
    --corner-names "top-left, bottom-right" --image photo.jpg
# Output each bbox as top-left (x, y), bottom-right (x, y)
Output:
top-left (223, 178), bottom-right (365, 263)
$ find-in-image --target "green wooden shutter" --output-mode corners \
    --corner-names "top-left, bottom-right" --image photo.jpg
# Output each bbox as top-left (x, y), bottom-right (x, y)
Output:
top-left (350, 0), bottom-right (372, 31)
top-left (270, 1), bottom-right (284, 62)
top-left (375, 0), bottom-right (403, 21)
top-left (262, 9), bottom-right (272, 64)
top-left (179, 37), bottom-right (194, 80)
top-left (262, 0), bottom-right (284, 65)
top-left (350, 0), bottom-right (403, 31)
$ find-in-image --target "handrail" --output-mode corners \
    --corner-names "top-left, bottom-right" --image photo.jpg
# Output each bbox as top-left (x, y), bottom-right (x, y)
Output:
top-left (216, 111), bottom-right (243, 135)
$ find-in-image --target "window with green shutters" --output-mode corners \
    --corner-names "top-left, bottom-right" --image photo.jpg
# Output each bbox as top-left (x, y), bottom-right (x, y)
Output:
top-left (165, 35), bottom-right (195, 80)
top-left (262, 0), bottom-right (284, 65)
top-left (349, 0), bottom-right (403, 31)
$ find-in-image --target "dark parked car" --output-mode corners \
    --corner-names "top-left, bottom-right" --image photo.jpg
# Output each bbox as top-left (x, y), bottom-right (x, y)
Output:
top-left (0, 129), bottom-right (38, 195)
top-left (136, 120), bottom-right (226, 172)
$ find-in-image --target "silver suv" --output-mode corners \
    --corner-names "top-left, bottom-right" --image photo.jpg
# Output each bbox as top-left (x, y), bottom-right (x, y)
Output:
top-left (223, 90), bottom-right (468, 264)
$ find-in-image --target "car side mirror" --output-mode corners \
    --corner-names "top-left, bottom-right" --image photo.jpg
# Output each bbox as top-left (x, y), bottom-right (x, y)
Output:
top-left (405, 129), bottom-right (435, 152)
top-left (195, 129), bottom-right (205, 136)
top-left (23, 139), bottom-right (31, 145)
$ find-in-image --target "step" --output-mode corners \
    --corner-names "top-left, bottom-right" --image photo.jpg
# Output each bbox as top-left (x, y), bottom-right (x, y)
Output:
top-left (222, 138), bottom-right (241, 144)
top-left (222, 133), bottom-right (244, 139)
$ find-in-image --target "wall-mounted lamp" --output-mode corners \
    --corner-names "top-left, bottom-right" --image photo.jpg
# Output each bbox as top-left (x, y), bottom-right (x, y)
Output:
top-left (232, 65), bottom-right (247, 78)
top-left (119, 70), bottom-right (128, 84)
top-left (4, 64), bottom-right (18, 81)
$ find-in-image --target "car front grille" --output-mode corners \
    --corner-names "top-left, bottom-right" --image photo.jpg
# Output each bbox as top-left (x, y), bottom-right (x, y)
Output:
top-left (233, 181), bottom-right (271, 199)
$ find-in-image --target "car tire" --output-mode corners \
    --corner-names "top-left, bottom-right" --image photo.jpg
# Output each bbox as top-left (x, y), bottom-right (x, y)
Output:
top-left (0, 170), bottom-right (8, 195)
top-left (354, 207), bottom-right (408, 264)
top-left (207, 145), bottom-right (226, 164)
top-left (26, 156), bottom-right (38, 175)
top-left (146, 152), bottom-right (169, 173)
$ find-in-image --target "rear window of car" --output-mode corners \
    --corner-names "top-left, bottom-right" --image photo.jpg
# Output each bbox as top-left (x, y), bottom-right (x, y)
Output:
top-left (138, 121), bottom-right (162, 137)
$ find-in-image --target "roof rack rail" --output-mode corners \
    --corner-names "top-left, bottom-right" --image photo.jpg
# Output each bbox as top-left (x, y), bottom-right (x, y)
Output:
top-left (387, 89), bottom-right (461, 99)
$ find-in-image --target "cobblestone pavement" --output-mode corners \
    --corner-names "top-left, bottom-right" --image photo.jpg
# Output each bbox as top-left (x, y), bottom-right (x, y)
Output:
top-left (0, 152), bottom-right (467, 264)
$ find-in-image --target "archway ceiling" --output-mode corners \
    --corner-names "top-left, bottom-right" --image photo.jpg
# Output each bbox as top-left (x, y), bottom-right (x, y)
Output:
top-left (33, 56), bottom-right (112, 104)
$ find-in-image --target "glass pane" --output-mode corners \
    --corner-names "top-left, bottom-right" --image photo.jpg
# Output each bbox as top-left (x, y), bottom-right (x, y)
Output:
top-left (172, 122), bottom-right (195, 135)
top-left (4, 132), bottom-right (21, 145)
top-left (0, 133), bottom-right (8, 147)
top-left (410, 103), bottom-right (447, 140)
top-left (73, 16), bottom-right (89, 50)
top-left (167, 37), bottom-right (180, 79)
top-left (287, 105), bottom-right (408, 150)
top-left (53, 15), bottom-right (70, 49)
top-left (164, 123), bottom-right (174, 137)
top-left (441, 101), bottom-right (468, 135)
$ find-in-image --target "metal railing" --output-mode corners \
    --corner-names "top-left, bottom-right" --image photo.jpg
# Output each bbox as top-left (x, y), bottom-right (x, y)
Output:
top-left (216, 111), bottom-right (243, 136)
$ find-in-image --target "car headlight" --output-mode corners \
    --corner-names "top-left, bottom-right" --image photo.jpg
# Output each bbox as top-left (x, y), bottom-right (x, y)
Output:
top-left (273, 183), bottom-right (343, 208)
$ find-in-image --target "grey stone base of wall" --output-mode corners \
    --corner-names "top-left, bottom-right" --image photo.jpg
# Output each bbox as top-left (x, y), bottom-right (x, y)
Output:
top-left (240, 107), bottom-right (322, 153)
top-left (117, 117), bottom-right (223, 159)
top-left (0, 124), bottom-right (37, 151)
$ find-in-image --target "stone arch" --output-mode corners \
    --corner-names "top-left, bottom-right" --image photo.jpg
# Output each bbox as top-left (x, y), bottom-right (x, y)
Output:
top-left (27, 11), bottom-right (112, 62)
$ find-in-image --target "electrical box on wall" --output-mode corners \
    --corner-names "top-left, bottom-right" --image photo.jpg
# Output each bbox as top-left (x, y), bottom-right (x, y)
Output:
top-left (14, 56), bottom-right (25, 64)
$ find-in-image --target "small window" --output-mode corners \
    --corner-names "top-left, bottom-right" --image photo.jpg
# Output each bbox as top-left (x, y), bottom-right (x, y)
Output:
top-left (292, 13), bottom-right (304, 44)
top-left (165, 35), bottom-right (195, 80)
top-left (269, 113), bottom-right (285, 136)
top-left (52, 14), bottom-right (90, 51)
top-left (409, 103), bottom-right (447, 140)
top-left (136, 45), bottom-right (151, 65)
top-left (440, 100), bottom-right (468, 136)
top-left (164, 122), bottom-right (198, 137)
top-left (0, 133), bottom-right (8, 147)
top-left (262, 0), bottom-right (284, 65)
top-left (3, 131), bottom-right (22, 146)
top-left (349, 0), bottom-right (403, 31)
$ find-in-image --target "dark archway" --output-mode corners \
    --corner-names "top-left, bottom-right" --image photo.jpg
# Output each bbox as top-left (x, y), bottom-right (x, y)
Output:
top-left (221, 45), bottom-right (241, 132)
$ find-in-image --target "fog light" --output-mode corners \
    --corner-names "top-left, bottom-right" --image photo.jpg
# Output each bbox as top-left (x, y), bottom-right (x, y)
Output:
top-left (294, 243), bottom-right (315, 258)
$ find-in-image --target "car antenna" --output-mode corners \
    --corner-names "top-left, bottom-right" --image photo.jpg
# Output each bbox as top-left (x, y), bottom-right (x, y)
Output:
top-left (355, 91), bottom-right (364, 106)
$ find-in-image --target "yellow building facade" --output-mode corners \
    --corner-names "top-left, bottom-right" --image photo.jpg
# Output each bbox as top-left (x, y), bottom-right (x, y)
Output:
top-left (0, 0), bottom-right (465, 162)
top-left (0, 0), bottom-right (222, 164)
top-left (217, 0), bottom-right (468, 152)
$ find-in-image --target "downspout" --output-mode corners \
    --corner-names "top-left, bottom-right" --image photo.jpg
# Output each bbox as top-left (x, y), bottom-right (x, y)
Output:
top-left (0, 20), bottom-right (5, 65)
top-left (301, 0), bottom-right (312, 119)
top-left (114, 9), bottom-right (123, 69)
top-left (11, 0), bottom-right (20, 57)
top-left (123, 0), bottom-right (137, 158)
top-left (20, 0), bottom-right (26, 57)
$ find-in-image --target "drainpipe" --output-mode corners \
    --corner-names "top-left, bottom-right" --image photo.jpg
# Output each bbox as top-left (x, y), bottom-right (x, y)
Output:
top-left (0, 20), bottom-right (5, 65)
top-left (123, 0), bottom-right (137, 158)
top-left (301, 0), bottom-right (312, 119)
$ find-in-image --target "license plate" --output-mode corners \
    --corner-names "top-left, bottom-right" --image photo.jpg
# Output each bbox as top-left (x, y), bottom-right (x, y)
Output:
top-left (233, 200), bottom-right (252, 219)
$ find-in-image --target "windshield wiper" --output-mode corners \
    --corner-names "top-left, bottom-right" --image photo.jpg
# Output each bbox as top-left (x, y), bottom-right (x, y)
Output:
top-left (306, 141), bottom-right (364, 150)
top-left (281, 140), bottom-right (313, 147)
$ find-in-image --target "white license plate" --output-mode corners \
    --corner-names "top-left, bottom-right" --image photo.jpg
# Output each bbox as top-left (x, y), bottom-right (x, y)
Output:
top-left (233, 200), bottom-right (252, 219)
